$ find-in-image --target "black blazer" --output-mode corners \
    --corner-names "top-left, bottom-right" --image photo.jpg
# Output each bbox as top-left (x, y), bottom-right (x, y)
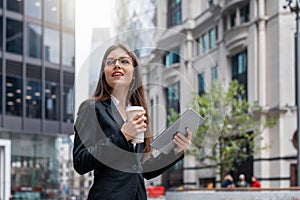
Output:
top-left (73, 98), bottom-right (183, 200)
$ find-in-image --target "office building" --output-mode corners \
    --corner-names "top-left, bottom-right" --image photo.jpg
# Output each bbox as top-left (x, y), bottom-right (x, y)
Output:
top-left (0, 0), bottom-right (75, 198)
top-left (146, 0), bottom-right (297, 188)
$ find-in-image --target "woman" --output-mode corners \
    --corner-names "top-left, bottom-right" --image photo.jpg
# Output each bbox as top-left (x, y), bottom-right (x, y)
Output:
top-left (73, 44), bottom-right (192, 200)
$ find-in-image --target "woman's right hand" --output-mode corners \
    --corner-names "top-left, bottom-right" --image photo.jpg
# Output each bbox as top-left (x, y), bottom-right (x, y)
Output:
top-left (121, 111), bottom-right (147, 141)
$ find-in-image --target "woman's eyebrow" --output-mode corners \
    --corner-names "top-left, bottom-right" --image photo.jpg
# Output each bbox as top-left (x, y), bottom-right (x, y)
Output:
top-left (106, 56), bottom-right (131, 60)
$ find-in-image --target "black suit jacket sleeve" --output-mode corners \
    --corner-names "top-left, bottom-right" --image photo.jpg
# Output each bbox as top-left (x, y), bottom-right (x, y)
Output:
top-left (73, 99), bottom-right (133, 175)
top-left (142, 150), bottom-right (184, 180)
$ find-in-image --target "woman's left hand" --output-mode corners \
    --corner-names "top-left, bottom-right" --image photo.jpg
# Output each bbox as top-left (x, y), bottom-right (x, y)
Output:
top-left (173, 128), bottom-right (192, 155)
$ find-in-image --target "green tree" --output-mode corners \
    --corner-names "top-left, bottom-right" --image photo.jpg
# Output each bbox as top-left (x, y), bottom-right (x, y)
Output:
top-left (190, 80), bottom-right (277, 179)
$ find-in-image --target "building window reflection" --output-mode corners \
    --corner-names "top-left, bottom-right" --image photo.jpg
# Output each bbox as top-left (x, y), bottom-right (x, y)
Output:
top-left (45, 82), bottom-right (59, 120)
top-left (26, 80), bottom-right (42, 118)
top-left (45, 69), bottom-right (60, 120)
top-left (6, 76), bottom-right (22, 116)
top-left (166, 82), bottom-right (180, 125)
top-left (168, 0), bottom-right (181, 27)
top-left (198, 73), bottom-right (205, 96)
top-left (63, 86), bottom-right (73, 123)
top-left (7, 18), bottom-right (23, 55)
top-left (164, 47), bottom-right (180, 67)
top-left (25, 0), bottom-right (42, 20)
top-left (7, 0), bottom-right (23, 14)
top-left (44, 0), bottom-right (60, 25)
top-left (0, 62), bottom-right (2, 113)
top-left (232, 50), bottom-right (248, 99)
top-left (62, 0), bottom-right (75, 29)
top-left (27, 23), bottom-right (42, 59)
top-left (44, 28), bottom-right (60, 64)
top-left (211, 66), bottom-right (218, 80)
top-left (0, 17), bottom-right (2, 50)
top-left (62, 32), bottom-right (75, 67)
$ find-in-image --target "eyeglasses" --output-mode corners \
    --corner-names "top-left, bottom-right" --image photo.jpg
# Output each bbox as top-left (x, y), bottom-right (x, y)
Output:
top-left (105, 57), bottom-right (133, 67)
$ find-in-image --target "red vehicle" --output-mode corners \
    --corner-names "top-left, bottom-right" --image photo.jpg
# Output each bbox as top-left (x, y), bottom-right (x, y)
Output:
top-left (146, 185), bottom-right (165, 197)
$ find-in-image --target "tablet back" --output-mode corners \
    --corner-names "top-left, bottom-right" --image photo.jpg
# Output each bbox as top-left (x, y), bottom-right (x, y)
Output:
top-left (150, 108), bottom-right (204, 154)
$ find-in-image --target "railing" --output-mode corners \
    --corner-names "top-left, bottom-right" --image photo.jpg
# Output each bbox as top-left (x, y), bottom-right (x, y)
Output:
top-left (166, 188), bottom-right (300, 200)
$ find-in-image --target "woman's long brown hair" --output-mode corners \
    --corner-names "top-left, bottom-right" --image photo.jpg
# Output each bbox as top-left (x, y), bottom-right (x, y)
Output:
top-left (93, 44), bottom-right (153, 154)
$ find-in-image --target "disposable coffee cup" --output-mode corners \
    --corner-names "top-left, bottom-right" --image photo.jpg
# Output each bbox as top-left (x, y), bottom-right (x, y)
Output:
top-left (126, 106), bottom-right (145, 144)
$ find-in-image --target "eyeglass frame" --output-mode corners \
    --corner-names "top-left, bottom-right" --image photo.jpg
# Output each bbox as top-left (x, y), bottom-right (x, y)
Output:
top-left (105, 56), bottom-right (133, 67)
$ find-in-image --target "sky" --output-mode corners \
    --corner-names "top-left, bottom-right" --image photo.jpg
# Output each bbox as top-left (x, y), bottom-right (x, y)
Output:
top-left (75, 0), bottom-right (112, 75)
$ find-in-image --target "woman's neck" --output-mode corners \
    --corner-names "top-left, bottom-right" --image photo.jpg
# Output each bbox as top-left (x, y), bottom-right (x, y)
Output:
top-left (112, 89), bottom-right (128, 109)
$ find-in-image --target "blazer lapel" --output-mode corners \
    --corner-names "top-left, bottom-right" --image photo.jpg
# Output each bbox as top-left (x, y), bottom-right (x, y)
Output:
top-left (100, 98), bottom-right (125, 128)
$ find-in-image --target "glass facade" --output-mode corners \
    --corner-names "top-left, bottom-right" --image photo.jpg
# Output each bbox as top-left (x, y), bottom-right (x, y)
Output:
top-left (0, 132), bottom-right (59, 199)
top-left (45, 81), bottom-right (59, 120)
top-left (62, 32), bottom-right (75, 66)
top-left (0, 17), bottom-right (2, 50)
top-left (0, 1), bottom-right (75, 198)
top-left (6, 18), bottom-right (23, 55)
top-left (27, 23), bottom-right (42, 59)
top-left (44, 0), bottom-right (60, 24)
top-left (44, 28), bottom-right (60, 64)
top-left (7, 0), bottom-right (23, 14)
top-left (63, 86), bottom-right (74, 122)
top-left (26, 80), bottom-right (42, 118)
top-left (62, 0), bottom-right (75, 29)
top-left (25, 0), bottom-right (42, 19)
top-left (6, 62), bottom-right (23, 116)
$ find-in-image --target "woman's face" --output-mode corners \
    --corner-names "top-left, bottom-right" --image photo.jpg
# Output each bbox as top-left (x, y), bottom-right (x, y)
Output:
top-left (104, 47), bottom-right (135, 90)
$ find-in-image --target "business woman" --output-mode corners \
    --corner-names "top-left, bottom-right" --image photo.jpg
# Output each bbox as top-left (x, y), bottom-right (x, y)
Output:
top-left (73, 44), bottom-right (192, 200)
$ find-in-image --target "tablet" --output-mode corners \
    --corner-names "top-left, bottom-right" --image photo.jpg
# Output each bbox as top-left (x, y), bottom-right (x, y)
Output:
top-left (150, 108), bottom-right (205, 154)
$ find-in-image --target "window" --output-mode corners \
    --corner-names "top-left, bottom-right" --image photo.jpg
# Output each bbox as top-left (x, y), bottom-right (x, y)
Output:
top-left (230, 11), bottom-right (236, 28)
top-left (6, 19), bottom-right (23, 55)
top-left (6, 62), bottom-right (23, 116)
top-left (26, 66), bottom-right (42, 119)
top-left (0, 61), bottom-right (2, 113)
top-left (223, 16), bottom-right (228, 32)
top-left (209, 28), bottom-right (215, 49)
top-left (44, 28), bottom-right (60, 64)
top-left (62, 32), bottom-right (75, 67)
top-left (63, 73), bottom-right (74, 123)
top-left (232, 50), bottom-right (247, 99)
top-left (240, 4), bottom-right (249, 24)
top-left (164, 47), bottom-right (180, 67)
top-left (202, 33), bottom-right (208, 53)
top-left (45, 69), bottom-right (60, 120)
top-left (211, 66), bottom-right (218, 80)
top-left (62, 0), bottom-right (75, 29)
top-left (0, 17), bottom-right (2, 50)
top-left (25, 0), bottom-right (42, 19)
top-left (7, 0), bottom-right (23, 14)
top-left (44, 0), bottom-right (60, 24)
top-left (215, 25), bottom-right (218, 41)
top-left (27, 23), bottom-right (42, 59)
top-left (166, 82), bottom-right (180, 124)
top-left (195, 38), bottom-right (200, 56)
top-left (198, 73), bottom-right (205, 96)
top-left (168, 0), bottom-right (181, 27)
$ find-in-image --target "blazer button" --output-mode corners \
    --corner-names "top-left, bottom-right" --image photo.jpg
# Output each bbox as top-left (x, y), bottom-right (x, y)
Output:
top-left (132, 164), bottom-right (137, 171)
